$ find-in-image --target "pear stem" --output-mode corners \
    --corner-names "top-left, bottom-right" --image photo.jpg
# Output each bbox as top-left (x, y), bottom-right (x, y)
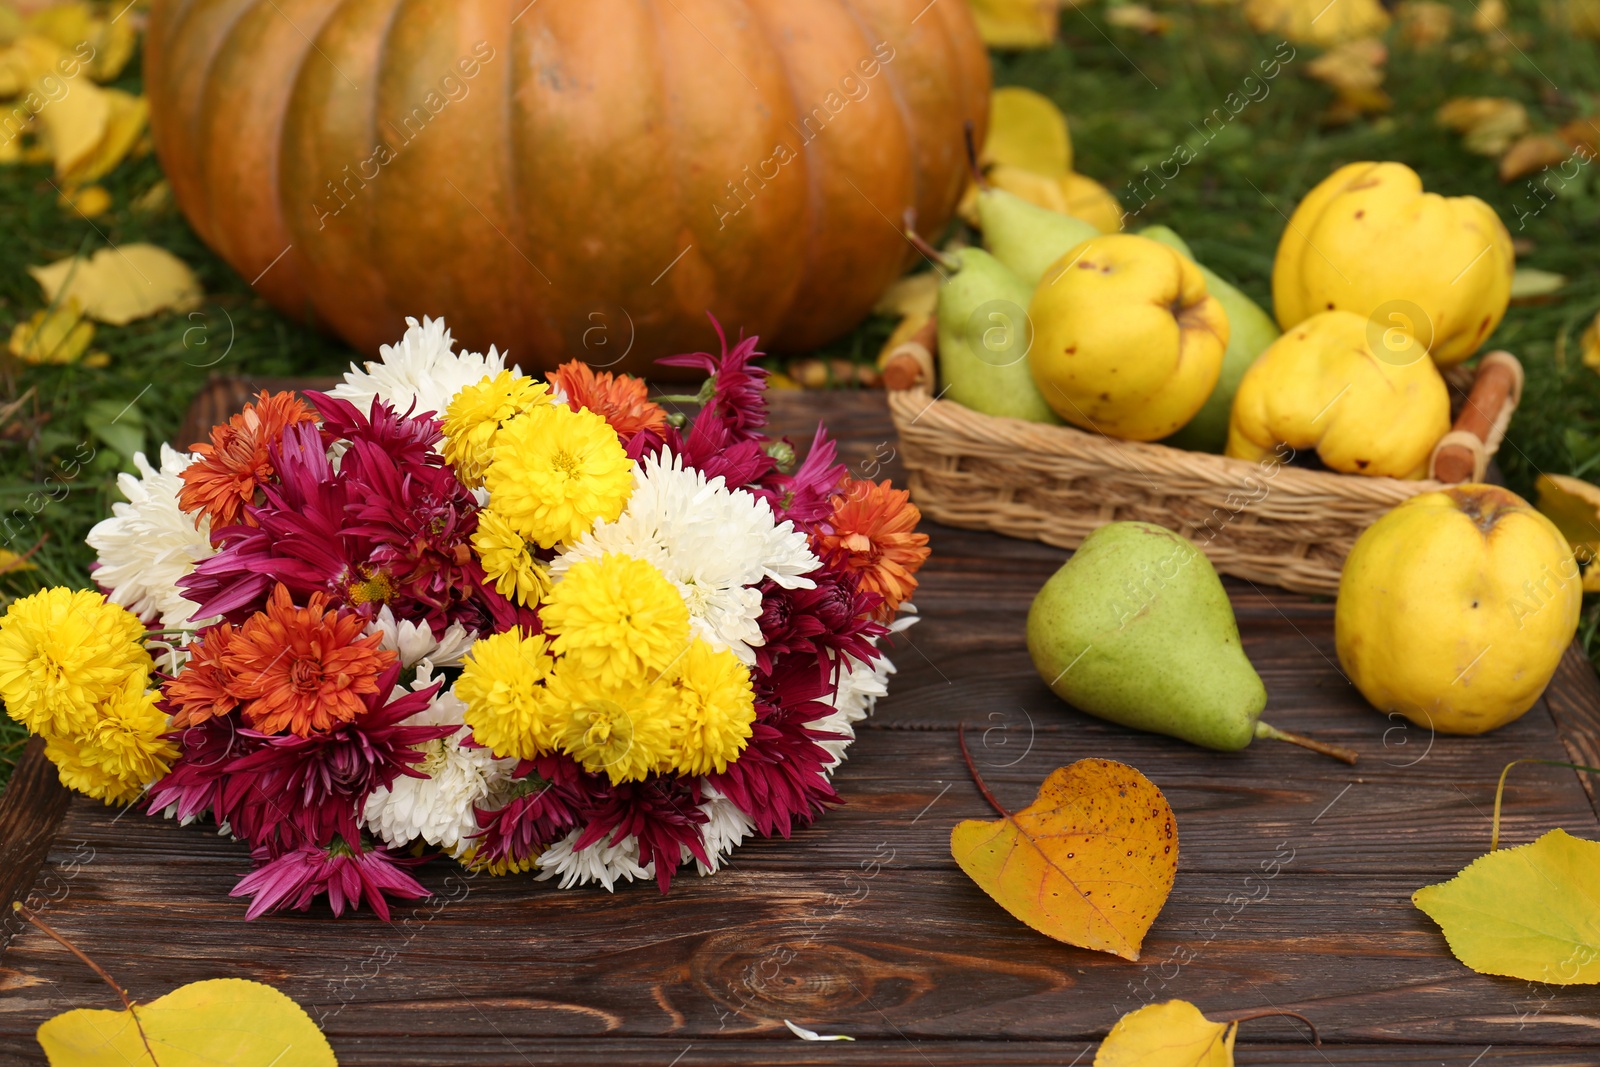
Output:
top-left (1254, 722), bottom-right (1358, 765)
top-left (1218, 1008), bottom-right (1320, 1045)
top-left (963, 120), bottom-right (988, 190)
top-left (958, 722), bottom-right (1010, 818)
top-left (902, 209), bottom-right (958, 272)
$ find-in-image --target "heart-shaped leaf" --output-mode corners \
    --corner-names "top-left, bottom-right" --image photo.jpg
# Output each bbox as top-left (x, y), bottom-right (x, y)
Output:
top-left (951, 757), bottom-right (1178, 960)
top-left (1096, 1000), bottom-right (1237, 1066)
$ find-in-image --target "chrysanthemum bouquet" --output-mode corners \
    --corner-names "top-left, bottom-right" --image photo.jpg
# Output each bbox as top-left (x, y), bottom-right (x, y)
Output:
top-left (0, 318), bottom-right (929, 919)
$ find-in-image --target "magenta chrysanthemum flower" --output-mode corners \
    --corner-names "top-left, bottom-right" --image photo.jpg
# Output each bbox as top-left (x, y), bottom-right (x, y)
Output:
top-left (146, 711), bottom-right (263, 826)
top-left (184, 414), bottom-right (508, 635)
top-left (574, 776), bottom-right (710, 893)
top-left (469, 755), bottom-right (589, 871)
top-left (763, 424), bottom-right (847, 524)
top-left (221, 665), bottom-right (453, 851)
top-left (658, 315), bottom-right (769, 441)
top-left (231, 837), bottom-right (429, 921)
top-left (754, 568), bottom-right (886, 677)
top-left (709, 656), bottom-right (846, 838)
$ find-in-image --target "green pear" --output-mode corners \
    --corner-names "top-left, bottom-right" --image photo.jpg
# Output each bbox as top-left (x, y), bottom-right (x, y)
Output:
top-left (1027, 521), bottom-right (1357, 761)
top-left (1140, 225), bottom-right (1281, 454)
top-left (977, 186), bottom-right (1100, 288)
top-left (937, 247), bottom-right (1060, 424)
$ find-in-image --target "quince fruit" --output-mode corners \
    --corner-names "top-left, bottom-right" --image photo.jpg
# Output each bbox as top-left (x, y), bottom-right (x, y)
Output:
top-left (1029, 233), bottom-right (1228, 441)
top-left (1226, 309), bottom-right (1451, 478)
top-left (1273, 161), bottom-right (1513, 367)
top-left (1336, 485), bottom-right (1581, 735)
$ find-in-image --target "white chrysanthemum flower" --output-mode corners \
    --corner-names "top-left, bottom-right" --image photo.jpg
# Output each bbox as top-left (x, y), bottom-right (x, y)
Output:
top-left (365, 606), bottom-right (477, 670)
top-left (535, 827), bottom-right (650, 892)
top-left (552, 452), bottom-right (819, 663)
top-left (362, 666), bottom-right (516, 854)
top-left (330, 315), bottom-right (521, 419)
top-left (85, 445), bottom-right (214, 630)
top-left (694, 782), bottom-right (756, 875)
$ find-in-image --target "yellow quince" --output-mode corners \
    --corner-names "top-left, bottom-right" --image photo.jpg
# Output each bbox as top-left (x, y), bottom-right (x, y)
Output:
top-left (1226, 309), bottom-right (1451, 478)
top-left (1273, 161), bottom-right (1514, 367)
top-left (1029, 233), bottom-right (1228, 441)
top-left (1336, 486), bottom-right (1581, 735)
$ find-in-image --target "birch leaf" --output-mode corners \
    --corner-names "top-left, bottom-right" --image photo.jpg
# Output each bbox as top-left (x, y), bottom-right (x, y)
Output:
top-left (1095, 1001), bottom-right (1237, 1067)
top-left (30, 244), bottom-right (202, 326)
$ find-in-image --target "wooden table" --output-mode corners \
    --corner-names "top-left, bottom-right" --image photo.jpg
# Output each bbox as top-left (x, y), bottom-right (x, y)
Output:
top-left (3, 385), bottom-right (1599, 1066)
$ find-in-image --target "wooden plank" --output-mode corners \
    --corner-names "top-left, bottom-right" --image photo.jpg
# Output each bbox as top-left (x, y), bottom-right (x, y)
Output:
top-left (0, 738), bottom-right (71, 952)
top-left (0, 383), bottom-right (1596, 1066)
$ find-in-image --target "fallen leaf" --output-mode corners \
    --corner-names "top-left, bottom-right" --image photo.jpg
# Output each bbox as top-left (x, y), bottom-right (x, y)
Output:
top-left (1307, 37), bottom-right (1388, 94)
top-left (1536, 473), bottom-right (1600, 566)
top-left (57, 182), bottom-right (109, 217)
top-left (1583, 311), bottom-right (1600, 373)
top-left (951, 756), bottom-right (1178, 960)
top-left (8, 298), bottom-right (93, 365)
top-left (1559, 117), bottom-right (1600, 156)
top-left (1061, 170), bottom-right (1124, 233)
top-left (1567, 0), bottom-right (1600, 38)
top-left (1472, 0), bottom-right (1507, 31)
top-left (1436, 96), bottom-right (1529, 155)
top-left (877, 310), bottom-right (932, 367)
top-left (1096, 1001), bottom-right (1237, 1066)
top-left (30, 244), bottom-right (202, 325)
top-left (25, 1), bottom-right (136, 82)
top-left (873, 270), bottom-right (940, 320)
top-left (1241, 0), bottom-right (1391, 46)
top-left (1105, 3), bottom-right (1171, 34)
top-left (0, 548), bottom-right (38, 574)
top-left (1396, 0), bottom-right (1453, 47)
top-left (37, 977), bottom-right (338, 1066)
top-left (30, 57), bottom-right (108, 176)
top-left (966, 0), bottom-right (1061, 48)
top-left (1508, 266), bottom-right (1567, 302)
top-left (1499, 133), bottom-right (1573, 182)
top-left (132, 178), bottom-right (173, 215)
top-left (0, 31), bottom-right (59, 96)
top-left (58, 87), bottom-right (146, 184)
top-left (1413, 829), bottom-right (1600, 985)
top-left (983, 85), bottom-right (1072, 177)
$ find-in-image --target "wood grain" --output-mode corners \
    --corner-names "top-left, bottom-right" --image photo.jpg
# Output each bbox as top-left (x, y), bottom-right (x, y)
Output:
top-left (1, 384), bottom-right (1596, 1066)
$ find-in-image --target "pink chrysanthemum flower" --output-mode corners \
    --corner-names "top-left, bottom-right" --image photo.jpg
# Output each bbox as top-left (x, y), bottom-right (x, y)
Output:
top-left (231, 837), bottom-right (429, 921)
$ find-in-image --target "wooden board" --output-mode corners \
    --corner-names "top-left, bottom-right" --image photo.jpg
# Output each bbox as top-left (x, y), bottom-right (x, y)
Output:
top-left (2, 383), bottom-right (1598, 1066)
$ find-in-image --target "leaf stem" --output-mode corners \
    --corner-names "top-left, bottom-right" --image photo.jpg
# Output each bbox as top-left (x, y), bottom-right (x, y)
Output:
top-left (1221, 1008), bottom-right (1320, 1046)
top-left (14, 903), bottom-right (159, 1064)
top-left (1492, 758), bottom-right (1600, 850)
top-left (13, 903), bottom-right (133, 1012)
top-left (957, 721), bottom-right (1010, 818)
top-left (1254, 722), bottom-right (1359, 765)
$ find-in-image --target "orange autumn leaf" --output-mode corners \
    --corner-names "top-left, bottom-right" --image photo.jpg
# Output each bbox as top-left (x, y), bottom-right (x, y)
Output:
top-left (951, 755), bottom-right (1178, 960)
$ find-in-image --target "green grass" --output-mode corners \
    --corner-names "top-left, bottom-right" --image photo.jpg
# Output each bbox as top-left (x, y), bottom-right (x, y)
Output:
top-left (1, 5), bottom-right (1598, 787)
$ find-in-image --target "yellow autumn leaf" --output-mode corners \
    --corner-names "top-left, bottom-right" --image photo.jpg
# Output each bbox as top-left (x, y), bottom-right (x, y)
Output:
top-left (1060, 171), bottom-right (1124, 233)
top-left (966, 0), bottom-right (1060, 48)
top-left (1499, 133), bottom-right (1573, 183)
top-left (1583, 311), bottom-right (1600, 372)
top-left (984, 85), bottom-right (1072, 177)
top-left (30, 244), bottom-right (202, 326)
top-left (23, 1), bottom-right (136, 81)
top-left (1436, 97), bottom-right (1529, 156)
top-left (873, 270), bottom-right (940, 320)
top-left (58, 182), bottom-right (109, 217)
top-left (1413, 829), bottom-right (1600, 985)
top-left (1096, 1001), bottom-right (1238, 1067)
top-left (1536, 472), bottom-right (1600, 564)
top-left (31, 65), bottom-right (107, 175)
top-left (8, 298), bottom-right (94, 364)
top-left (26, 2), bottom-right (93, 53)
top-left (1473, 0), bottom-right (1507, 31)
top-left (1241, 0), bottom-right (1391, 46)
top-left (59, 87), bottom-right (145, 184)
top-left (0, 31), bottom-right (59, 96)
top-left (950, 758), bottom-right (1178, 961)
top-left (1396, 0), bottom-right (1453, 47)
top-left (1105, 3), bottom-right (1171, 34)
top-left (36, 977), bottom-right (338, 1066)
top-left (0, 547), bottom-right (38, 573)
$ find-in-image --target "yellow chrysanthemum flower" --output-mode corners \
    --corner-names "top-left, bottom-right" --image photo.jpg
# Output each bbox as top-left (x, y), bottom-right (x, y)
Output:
top-left (442, 371), bottom-right (552, 487)
top-left (547, 663), bottom-right (677, 785)
top-left (667, 639), bottom-right (756, 777)
top-left (472, 508), bottom-right (552, 607)
top-left (482, 403), bottom-right (633, 549)
top-left (0, 587), bottom-right (151, 739)
top-left (541, 554), bottom-right (689, 689)
top-left (45, 735), bottom-right (147, 806)
top-left (455, 629), bottom-right (558, 760)
top-left (79, 674), bottom-right (178, 784)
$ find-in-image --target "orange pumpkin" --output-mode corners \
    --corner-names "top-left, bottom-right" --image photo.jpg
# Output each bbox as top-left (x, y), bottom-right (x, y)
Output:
top-left (145, 0), bottom-right (989, 377)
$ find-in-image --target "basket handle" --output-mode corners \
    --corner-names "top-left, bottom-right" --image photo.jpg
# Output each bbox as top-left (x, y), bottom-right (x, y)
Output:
top-left (1428, 350), bottom-right (1524, 484)
top-left (883, 318), bottom-right (938, 392)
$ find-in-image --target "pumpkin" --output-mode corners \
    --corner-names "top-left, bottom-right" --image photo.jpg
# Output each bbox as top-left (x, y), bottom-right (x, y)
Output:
top-left (145, 0), bottom-right (990, 377)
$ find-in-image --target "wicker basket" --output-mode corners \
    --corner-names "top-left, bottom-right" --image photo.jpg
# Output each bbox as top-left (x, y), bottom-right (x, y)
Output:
top-left (885, 340), bottom-right (1523, 596)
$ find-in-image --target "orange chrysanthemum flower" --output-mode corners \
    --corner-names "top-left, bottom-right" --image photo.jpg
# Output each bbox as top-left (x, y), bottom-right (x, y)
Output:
top-left (223, 585), bottom-right (395, 737)
top-left (815, 479), bottom-right (931, 620)
top-left (551, 360), bottom-right (667, 440)
top-left (179, 390), bottom-right (321, 529)
top-left (165, 623), bottom-right (241, 729)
